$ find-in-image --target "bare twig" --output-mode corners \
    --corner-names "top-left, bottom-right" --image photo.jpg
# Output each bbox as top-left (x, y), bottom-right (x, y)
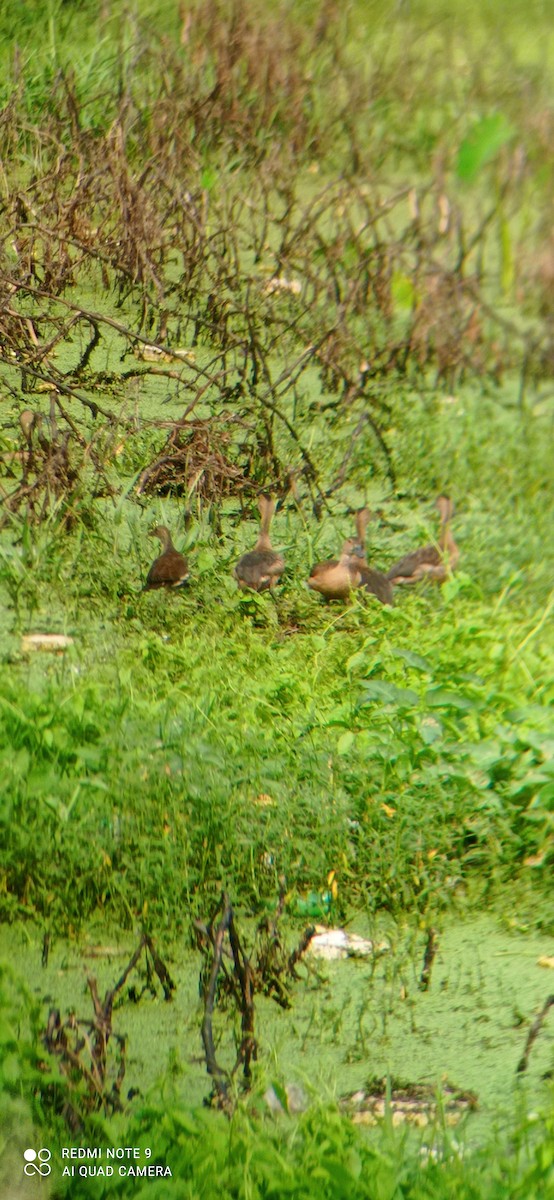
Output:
top-left (419, 928), bottom-right (438, 992)
top-left (517, 995), bottom-right (554, 1074)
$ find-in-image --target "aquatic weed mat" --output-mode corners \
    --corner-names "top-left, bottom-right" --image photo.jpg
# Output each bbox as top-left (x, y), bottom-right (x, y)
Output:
top-left (1, 914), bottom-right (553, 1135)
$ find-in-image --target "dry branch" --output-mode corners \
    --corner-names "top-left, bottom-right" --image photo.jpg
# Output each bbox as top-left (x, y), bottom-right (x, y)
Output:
top-left (1, 41), bottom-right (550, 528)
top-left (41, 933), bottom-right (174, 1129)
top-left (517, 994), bottom-right (554, 1074)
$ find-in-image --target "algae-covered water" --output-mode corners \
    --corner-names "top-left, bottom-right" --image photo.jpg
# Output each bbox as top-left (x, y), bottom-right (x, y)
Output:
top-left (3, 914), bottom-right (553, 1142)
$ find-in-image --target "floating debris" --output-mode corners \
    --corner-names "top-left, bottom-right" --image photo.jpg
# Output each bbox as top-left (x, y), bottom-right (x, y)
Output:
top-left (21, 633), bottom-right (74, 653)
top-left (262, 276), bottom-right (302, 296)
top-left (342, 1080), bottom-right (477, 1128)
top-left (537, 955), bottom-right (554, 969)
top-left (81, 945), bottom-right (127, 959)
top-left (306, 926), bottom-right (389, 960)
top-left (134, 344), bottom-right (196, 363)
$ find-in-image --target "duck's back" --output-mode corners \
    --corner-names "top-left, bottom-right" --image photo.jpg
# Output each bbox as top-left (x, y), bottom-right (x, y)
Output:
top-left (145, 549), bottom-right (189, 589)
top-left (235, 549), bottom-right (284, 591)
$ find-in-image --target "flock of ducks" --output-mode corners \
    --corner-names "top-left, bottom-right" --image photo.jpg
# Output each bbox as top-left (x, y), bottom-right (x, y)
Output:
top-left (144, 495), bottom-right (459, 604)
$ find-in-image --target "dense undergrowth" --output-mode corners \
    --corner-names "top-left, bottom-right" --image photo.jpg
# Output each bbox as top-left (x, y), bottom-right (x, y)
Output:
top-left (1, 0), bottom-right (553, 1196)
top-left (1, 389), bottom-right (552, 933)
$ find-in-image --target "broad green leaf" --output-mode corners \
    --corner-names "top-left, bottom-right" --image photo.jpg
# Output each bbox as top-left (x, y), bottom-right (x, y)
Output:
top-left (359, 681), bottom-right (419, 707)
top-left (337, 730), bottom-right (355, 755)
top-left (200, 164), bottom-right (217, 191)
top-left (346, 650), bottom-right (367, 673)
top-left (391, 271), bottom-right (417, 309)
top-left (456, 112), bottom-right (515, 182)
top-left (419, 716), bottom-right (442, 744)
top-left (425, 688), bottom-right (476, 712)
top-left (390, 647), bottom-right (433, 673)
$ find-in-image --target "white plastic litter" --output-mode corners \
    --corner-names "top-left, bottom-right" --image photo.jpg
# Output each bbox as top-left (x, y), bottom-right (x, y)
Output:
top-left (21, 634), bottom-right (74, 652)
top-left (307, 926), bottom-right (389, 960)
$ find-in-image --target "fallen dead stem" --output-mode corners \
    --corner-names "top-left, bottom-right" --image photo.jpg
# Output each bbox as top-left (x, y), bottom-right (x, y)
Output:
top-left (517, 994), bottom-right (554, 1075)
top-left (197, 888), bottom-right (316, 1113)
top-left (199, 893), bottom-right (256, 1112)
top-left (136, 417), bottom-right (251, 500)
top-left (42, 933), bottom-right (175, 1129)
top-left (419, 928), bottom-right (439, 992)
top-left (1, 26), bottom-right (551, 524)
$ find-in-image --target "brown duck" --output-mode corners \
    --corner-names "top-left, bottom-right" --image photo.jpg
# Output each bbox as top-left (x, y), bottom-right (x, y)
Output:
top-left (386, 496), bottom-right (459, 585)
top-left (144, 525), bottom-right (189, 590)
top-left (307, 539), bottom-right (362, 601)
top-left (234, 497), bottom-right (285, 591)
top-left (349, 510), bottom-right (394, 606)
top-left (19, 409), bottom-right (36, 445)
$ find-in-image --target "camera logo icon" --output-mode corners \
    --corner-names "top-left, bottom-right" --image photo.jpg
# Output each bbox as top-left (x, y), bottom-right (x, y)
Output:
top-left (23, 1149), bottom-right (52, 1177)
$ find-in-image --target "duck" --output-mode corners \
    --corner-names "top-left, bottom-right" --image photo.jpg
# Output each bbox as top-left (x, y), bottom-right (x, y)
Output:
top-left (307, 539), bottom-right (361, 601)
top-left (19, 409), bottom-right (36, 446)
top-left (144, 525), bottom-right (189, 590)
top-left (234, 496), bottom-right (285, 591)
top-left (349, 510), bottom-right (394, 606)
top-left (386, 496), bottom-right (459, 585)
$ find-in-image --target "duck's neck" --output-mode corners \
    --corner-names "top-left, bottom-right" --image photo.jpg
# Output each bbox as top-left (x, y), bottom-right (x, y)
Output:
top-left (442, 527), bottom-right (458, 559)
top-left (349, 544), bottom-right (366, 566)
top-left (158, 530), bottom-right (174, 553)
top-left (438, 515), bottom-right (451, 552)
top-left (255, 531), bottom-right (273, 552)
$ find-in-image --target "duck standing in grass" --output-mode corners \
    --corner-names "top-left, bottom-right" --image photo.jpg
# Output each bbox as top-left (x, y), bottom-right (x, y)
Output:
top-left (349, 509), bottom-right (394, 606)
top-left (386, 495), bottom-right (459, 586)
top-left (234, 496), bottom-right (285, 592)
top-left (144, 525), bottom-right (189, 590)
top-left (307, 539), bottom-right (361, 601)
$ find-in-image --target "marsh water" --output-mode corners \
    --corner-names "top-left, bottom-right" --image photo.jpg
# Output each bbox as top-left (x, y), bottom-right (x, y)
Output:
top-left (3, 913), bottom-right (553, 1145)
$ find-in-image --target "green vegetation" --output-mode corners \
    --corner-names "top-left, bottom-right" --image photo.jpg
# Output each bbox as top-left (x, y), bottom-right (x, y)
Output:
top-left (0, 0), bottom-right (553, 1195)
top-left (1, 392), bottom-right (552, 932)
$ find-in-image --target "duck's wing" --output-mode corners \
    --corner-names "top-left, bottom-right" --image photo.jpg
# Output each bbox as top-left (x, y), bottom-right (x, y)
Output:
top-left (235, 549), bottom-right (284, 591)
top-left (386, 543), bottom-right (442, 583)
top-left (358, 566), bottom-right (394, 605)
top-left (145, 550), bottom-right (189, 589)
